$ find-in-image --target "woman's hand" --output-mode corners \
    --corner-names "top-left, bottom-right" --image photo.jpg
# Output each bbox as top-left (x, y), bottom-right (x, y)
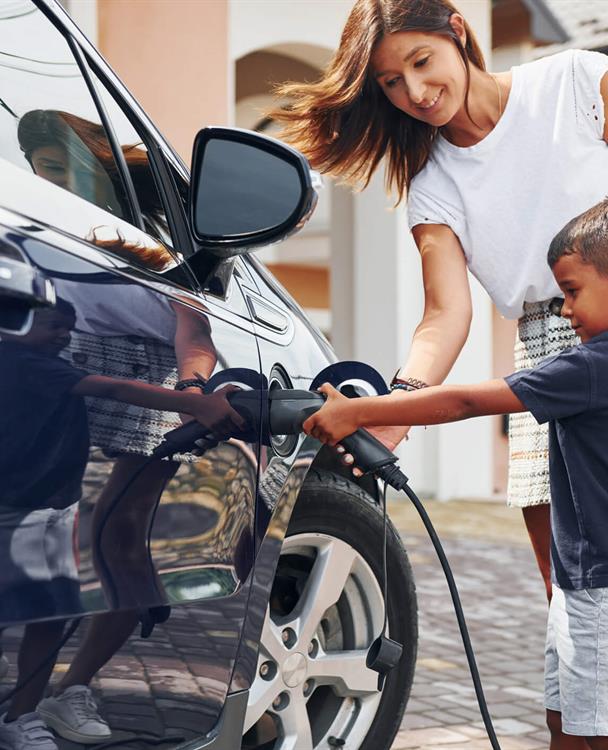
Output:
top-left (339, 424), bottom-right (411, 477)
top-left (302, 383), bottom-right (361, 446)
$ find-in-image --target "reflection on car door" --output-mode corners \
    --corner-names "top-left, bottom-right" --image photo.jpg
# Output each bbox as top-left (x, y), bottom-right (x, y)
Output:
top-left (0, 216), bottom-right (262, 741)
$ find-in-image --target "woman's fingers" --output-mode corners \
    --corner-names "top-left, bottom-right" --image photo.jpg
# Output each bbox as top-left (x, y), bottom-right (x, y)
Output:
top-left (337, 446), bottom-right (364, 477)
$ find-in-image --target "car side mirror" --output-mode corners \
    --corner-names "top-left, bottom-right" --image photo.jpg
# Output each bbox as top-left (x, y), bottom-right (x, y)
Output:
top-left (189, 127), bottom-right (318, 260)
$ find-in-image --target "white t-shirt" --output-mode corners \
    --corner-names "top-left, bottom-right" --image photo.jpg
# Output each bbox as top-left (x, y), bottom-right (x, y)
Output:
top-left (407, 50), bottom-right (608, 319)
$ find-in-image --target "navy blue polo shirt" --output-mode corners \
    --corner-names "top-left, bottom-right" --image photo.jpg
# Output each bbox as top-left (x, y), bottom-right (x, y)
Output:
top-left (0, 342), bottom-right (89, 510)
top-left (506, 331), bottom-right (608, 590)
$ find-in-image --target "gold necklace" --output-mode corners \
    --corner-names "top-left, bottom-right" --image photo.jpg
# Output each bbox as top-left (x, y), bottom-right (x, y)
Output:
top-left (491, 74), bottom-right (503, 118)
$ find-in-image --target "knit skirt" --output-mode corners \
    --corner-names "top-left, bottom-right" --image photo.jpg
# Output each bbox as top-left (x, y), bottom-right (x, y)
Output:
top-left (507, 301), bottom-right (578, 508)
top-left (62, 331), bottom-right (183, 458)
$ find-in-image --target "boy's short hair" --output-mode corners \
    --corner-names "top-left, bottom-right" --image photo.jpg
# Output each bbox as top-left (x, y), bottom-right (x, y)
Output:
top-left (548, 198), bottom-right (608, 275)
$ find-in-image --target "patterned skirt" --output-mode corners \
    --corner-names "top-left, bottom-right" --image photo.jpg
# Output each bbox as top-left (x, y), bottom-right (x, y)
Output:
top-left (62, 331), bottom-right (183, 458)
top-left (507, 301), bottom-right (578, 508)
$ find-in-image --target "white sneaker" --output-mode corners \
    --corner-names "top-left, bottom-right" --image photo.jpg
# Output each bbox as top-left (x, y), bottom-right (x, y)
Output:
top-left (38, 685), bottom-right (111, 744)
top-left (0, 656), bottom-right (9, 680)
top-left (0, 711), bottom-right (58, 749)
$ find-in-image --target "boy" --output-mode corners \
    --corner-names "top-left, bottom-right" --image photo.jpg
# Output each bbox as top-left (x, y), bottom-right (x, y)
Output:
top-left (304, 198), bottom-right (608, 750)
top-left (0, 299), bottom-right (242, 750)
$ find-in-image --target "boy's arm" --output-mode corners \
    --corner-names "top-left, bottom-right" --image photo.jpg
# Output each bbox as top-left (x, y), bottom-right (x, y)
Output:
top-left (303, 380), bottom-right (525, 446)
top-left (72, 375), bottom-right (245, 436)
top-left (73, 375), bottom-right (195, 411)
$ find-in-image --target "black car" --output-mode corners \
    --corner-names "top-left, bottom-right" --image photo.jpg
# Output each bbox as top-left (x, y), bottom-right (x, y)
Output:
top-left (0, 2), bottom-right (417, 748)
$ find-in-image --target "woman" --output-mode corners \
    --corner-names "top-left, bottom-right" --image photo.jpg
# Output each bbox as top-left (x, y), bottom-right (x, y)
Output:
top-left (273, 0), bottom-right (608, 616)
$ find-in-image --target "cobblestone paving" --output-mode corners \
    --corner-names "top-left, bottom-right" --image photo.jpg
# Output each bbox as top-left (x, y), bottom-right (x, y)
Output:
top-left (389, 499), bottom-right (550, 750)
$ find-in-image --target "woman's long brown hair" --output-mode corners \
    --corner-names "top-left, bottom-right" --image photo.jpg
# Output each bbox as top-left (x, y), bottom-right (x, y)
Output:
top-left (272, 0), bottom-right (485, 203)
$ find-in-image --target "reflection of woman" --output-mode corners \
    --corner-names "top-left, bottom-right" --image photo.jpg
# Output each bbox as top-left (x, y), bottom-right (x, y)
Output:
top-left (16, 110), bottom-right (224, 745)
top-left (272, 0), bottom-right (608, 607)
top-left (18, 109), bottom-right (169, 245)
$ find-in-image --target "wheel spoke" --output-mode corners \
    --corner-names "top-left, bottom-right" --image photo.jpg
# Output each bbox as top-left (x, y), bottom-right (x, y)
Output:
top-left (274, 692), bottom-right (313, 750)
top-left (243, 672), bottom-right (281, 733)
top-left (308, 648), bottom-right (379, 696)
top-left (291, 538), bottom-right (357, 648)
top-left (259, 608), bottom-right (287, 664)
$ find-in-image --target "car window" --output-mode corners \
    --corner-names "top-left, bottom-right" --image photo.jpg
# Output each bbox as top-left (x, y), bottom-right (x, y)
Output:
top-left (85, 65), bottom-right (180, 252)
top-left (0, 1), bottom-right (197, 284)
top-left (0, 1), bottom-right (131, 221)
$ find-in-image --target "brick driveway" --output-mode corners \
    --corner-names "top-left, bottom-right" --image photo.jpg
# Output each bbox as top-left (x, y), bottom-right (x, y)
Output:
top-left (389, 499), bottom-right (550, 750)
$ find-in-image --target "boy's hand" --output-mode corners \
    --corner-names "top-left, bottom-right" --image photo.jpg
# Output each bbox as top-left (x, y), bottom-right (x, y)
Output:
top-left (190, 385), bottom-right (247, 439)
top-left (302, 383), bottom-right (360, 446)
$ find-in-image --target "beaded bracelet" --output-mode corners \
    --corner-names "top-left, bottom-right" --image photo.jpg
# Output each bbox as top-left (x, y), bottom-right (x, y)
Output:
top-left (389, 372), bottom-right (429, 393)
top-left (175, 377), bottom-right (207, 392)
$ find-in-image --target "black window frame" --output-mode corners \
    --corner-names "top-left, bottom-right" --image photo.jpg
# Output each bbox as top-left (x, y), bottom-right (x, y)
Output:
top-left (82, 53), bottom-right (196, 261)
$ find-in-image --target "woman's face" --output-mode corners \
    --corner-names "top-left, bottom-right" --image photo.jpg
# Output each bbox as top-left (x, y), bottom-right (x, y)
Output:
top-left (29, 142), bottom-right (119, 212)
top-left (371, 19), bottom-right (468, 127)
top-left (30, 144), bottom-right (70, 189)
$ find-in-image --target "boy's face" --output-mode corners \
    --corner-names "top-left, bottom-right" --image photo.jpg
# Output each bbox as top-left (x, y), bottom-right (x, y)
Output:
top-left (553, 252), bottom-right (608, 342)
top-left (9, 308), bottom-right (75, 355)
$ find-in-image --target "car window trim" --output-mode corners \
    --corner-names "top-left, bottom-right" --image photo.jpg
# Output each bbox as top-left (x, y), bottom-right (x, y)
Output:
top-left (84, 55), bottom-right (196, 259)
top-left (82, 60), bottom-right (242, 300)
top-left (67, 39), bottom-right (145, 232)
top-left (24, 0), bottom-right (146, 233)
top-left (33, 1), bottom-right (184, 170)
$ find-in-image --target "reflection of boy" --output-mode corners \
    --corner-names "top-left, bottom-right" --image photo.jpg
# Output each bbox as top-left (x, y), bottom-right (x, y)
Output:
top-left (0, 300), bottom-right (243, 750)
top-left (0, 298), bottom-right (244, 605)
top-left (0, 300), bottom-right (90, 750)
top-left (1, 300), bottom-right (89, 519)
top-left (304, 198), bottom-right (608, 749)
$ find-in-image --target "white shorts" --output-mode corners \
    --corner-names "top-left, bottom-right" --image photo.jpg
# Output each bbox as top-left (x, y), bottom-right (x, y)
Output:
top-left (545, 584), bottom-right (608, 736)
top-left (0, 505), bottom-right (81, 623)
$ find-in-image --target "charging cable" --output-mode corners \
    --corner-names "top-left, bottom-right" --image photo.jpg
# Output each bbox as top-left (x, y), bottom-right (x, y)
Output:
top-left (374, 463), bottom-right (502, 750)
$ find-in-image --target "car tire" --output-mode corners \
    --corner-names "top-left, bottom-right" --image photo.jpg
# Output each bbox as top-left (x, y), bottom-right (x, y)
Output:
top-left (243, 469), bottom-right (417, 750)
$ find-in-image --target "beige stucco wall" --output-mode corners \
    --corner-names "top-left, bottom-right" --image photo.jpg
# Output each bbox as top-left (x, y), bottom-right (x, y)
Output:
top-left (98, 0), bottom-right (229, 163)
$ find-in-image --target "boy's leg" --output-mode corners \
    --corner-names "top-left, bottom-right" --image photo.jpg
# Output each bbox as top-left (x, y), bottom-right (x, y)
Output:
top-left (522, 503), bottom-right (552, 601)
top-left (586, 739), bottom-right (608, 750)
top-left (5, 620), bottom-right (66, 720)
top-left (547, 709), bottom-right (589, 749)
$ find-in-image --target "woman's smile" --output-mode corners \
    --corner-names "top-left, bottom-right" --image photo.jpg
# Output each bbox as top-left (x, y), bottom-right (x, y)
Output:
top-left (415, 89), bottom-right (444, 115)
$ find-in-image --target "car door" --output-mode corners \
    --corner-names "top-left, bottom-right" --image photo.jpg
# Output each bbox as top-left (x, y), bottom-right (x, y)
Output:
top-left (0, 3), bottom-right (262, 741)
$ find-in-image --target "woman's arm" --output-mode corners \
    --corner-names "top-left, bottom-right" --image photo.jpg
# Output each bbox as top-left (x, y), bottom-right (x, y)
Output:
top-left (172, 302), bottom-right (217, 382)
top-left (344, 223), bottom-right (472, 470)
top-left (601, 71), bottom-right (608, 142)
top-left (395, 223), bottom-right (472, 386)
